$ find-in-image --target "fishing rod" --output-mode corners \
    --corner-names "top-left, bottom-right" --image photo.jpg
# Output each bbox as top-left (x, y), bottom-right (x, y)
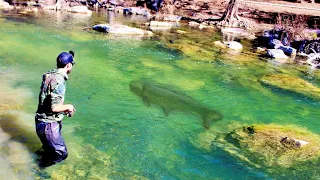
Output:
top-left (66, 89), bottom-right (102, 117)
top-left (66, 81), bottom-right (117, 117)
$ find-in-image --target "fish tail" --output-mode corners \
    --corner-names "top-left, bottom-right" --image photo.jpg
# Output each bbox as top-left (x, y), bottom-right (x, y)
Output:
top-left (201, 116), bottom-right (211, 129)
top-left (202, 111), bottom-right (223, 129)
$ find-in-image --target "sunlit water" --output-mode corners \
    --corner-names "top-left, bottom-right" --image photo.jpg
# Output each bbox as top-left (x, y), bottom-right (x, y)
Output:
top-left (0, 9), bottom-right (319, 179)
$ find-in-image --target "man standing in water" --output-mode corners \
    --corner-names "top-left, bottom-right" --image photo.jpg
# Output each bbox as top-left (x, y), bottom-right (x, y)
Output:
top-left (35, 51), bottom-right (76, 167)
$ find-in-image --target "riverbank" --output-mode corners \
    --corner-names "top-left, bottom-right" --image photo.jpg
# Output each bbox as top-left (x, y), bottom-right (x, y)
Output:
top-left (2, 0), bottom-right (320, 35)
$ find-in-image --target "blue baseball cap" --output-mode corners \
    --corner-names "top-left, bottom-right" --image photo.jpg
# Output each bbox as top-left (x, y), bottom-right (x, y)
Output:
top-left (56, 51), bottom-right (75, 67)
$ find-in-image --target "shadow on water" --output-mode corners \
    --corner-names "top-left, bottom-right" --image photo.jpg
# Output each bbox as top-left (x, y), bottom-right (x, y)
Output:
top-left (0, 113), bottom-right (50, 179)
top-left (0, 113), bottom-right (40, 153)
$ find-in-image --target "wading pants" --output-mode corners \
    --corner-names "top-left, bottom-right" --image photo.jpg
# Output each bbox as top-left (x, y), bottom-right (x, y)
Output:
top-left (35, 120), bottom-right (68, 165)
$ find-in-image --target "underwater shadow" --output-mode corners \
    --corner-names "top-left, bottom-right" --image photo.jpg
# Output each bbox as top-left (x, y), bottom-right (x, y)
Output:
top-left (0, 113), bottom-right (40, 153)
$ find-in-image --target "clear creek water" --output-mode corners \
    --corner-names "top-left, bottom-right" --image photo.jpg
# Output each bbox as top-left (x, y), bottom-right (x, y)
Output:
top-left (0, 9), bottom-right (319, 180)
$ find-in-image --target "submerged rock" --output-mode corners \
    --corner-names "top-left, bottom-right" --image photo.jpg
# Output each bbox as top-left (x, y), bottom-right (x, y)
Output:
top-left (266, 49), bottom-right (288, 59)
top-left (167, 42), bottom-right (214, 61)
top-left (259, 74), bottom-right (320, 100)
top-left (192, 123), bottom-right (320, 178)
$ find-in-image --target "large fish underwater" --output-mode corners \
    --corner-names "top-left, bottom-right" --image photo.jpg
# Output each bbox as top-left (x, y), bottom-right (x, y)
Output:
top-left (130, 80), bottom-right (223, 129)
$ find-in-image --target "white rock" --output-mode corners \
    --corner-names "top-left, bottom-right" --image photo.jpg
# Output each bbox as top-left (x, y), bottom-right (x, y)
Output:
top-left (267, 49), bottom-right (288, 59)
top-left (68, 6), bottom-right (92, 14)
top-left (109, 24), bottom-right (153, 36)
top-left (225, 41), bottom-right (243, 51)
top-left (0, 0), bottom-right (14, 10)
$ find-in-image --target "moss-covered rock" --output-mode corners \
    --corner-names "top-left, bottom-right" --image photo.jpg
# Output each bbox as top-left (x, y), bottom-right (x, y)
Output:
top-left (259, 74), bottom-right (320, 100)
top-left (192, 123), bottom-right (320, 179)
top-left (167, 41), bottom-right (215, 62)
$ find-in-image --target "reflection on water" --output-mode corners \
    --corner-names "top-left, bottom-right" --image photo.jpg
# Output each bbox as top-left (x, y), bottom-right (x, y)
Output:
top-left (0, 9), bottom-right (320, 179)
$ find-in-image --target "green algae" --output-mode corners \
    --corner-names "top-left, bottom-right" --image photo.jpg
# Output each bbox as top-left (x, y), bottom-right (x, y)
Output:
top-left (259, 74), bottom-right (320, 100)
top-left (167, 42), bottom-right (215, 62)
top-left (155, 28), bottom-right (221, 62)
top-left (140, 57), bottom-right (173, 70)
top-left (192, 123), bottom-right (320, 179)
top-left (49, 143), bottom-right (149, 180)
top-left (50, 144), bottom-right (113, 180)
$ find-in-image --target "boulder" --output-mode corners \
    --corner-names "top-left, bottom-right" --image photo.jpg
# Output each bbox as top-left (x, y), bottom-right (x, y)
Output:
top-left (225, 41), bottom-right (243, 51)
top-left (92, 24), bottom-right (153, 36)
top-left (306, 53), bottom-right (320, 68)
top-left (269, 39), bottom-right (296, 56)
top-left (92, 24), bottom-right (110, 33)
top-left (123, 7), bottom-right (150, 16)
top-left (0, 0), bottom-right (14, 10)
top-left (267, 49), bottom-right (288, 59)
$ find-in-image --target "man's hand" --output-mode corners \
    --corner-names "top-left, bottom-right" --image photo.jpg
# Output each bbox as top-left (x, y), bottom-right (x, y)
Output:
top-left (52, 104), bottom-right (76, 117)
top-left (65, 104), bottom-right (76, 117)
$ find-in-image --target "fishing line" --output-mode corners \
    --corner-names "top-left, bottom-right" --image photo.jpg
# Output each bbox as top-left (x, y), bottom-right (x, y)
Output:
top-left (66, 81), bottom-right (118, 117)
top-left (72, 89), bottom-right (102, 106)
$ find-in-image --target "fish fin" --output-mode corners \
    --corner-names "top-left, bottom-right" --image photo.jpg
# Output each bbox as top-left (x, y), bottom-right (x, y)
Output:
top-left (162, 107), bottom-right (170, 117)
top-left (142, 97), bottom-right (150, 107)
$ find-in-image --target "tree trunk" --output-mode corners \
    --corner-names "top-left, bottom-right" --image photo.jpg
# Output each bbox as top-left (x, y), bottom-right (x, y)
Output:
top-left (219, 0), bottom-right (241, 27)
top-left (203, 0), bottom-right (244, 27)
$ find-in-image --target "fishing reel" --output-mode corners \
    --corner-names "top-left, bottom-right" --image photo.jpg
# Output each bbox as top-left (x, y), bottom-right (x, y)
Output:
top-left (65, 111), bottom-right (73, 117)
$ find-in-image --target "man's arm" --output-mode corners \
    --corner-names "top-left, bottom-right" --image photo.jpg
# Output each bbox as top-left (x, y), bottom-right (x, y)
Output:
top-left (52, 104), bottom-right (75, 114)
top-left (50, 82), bottom-right (76, 117)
